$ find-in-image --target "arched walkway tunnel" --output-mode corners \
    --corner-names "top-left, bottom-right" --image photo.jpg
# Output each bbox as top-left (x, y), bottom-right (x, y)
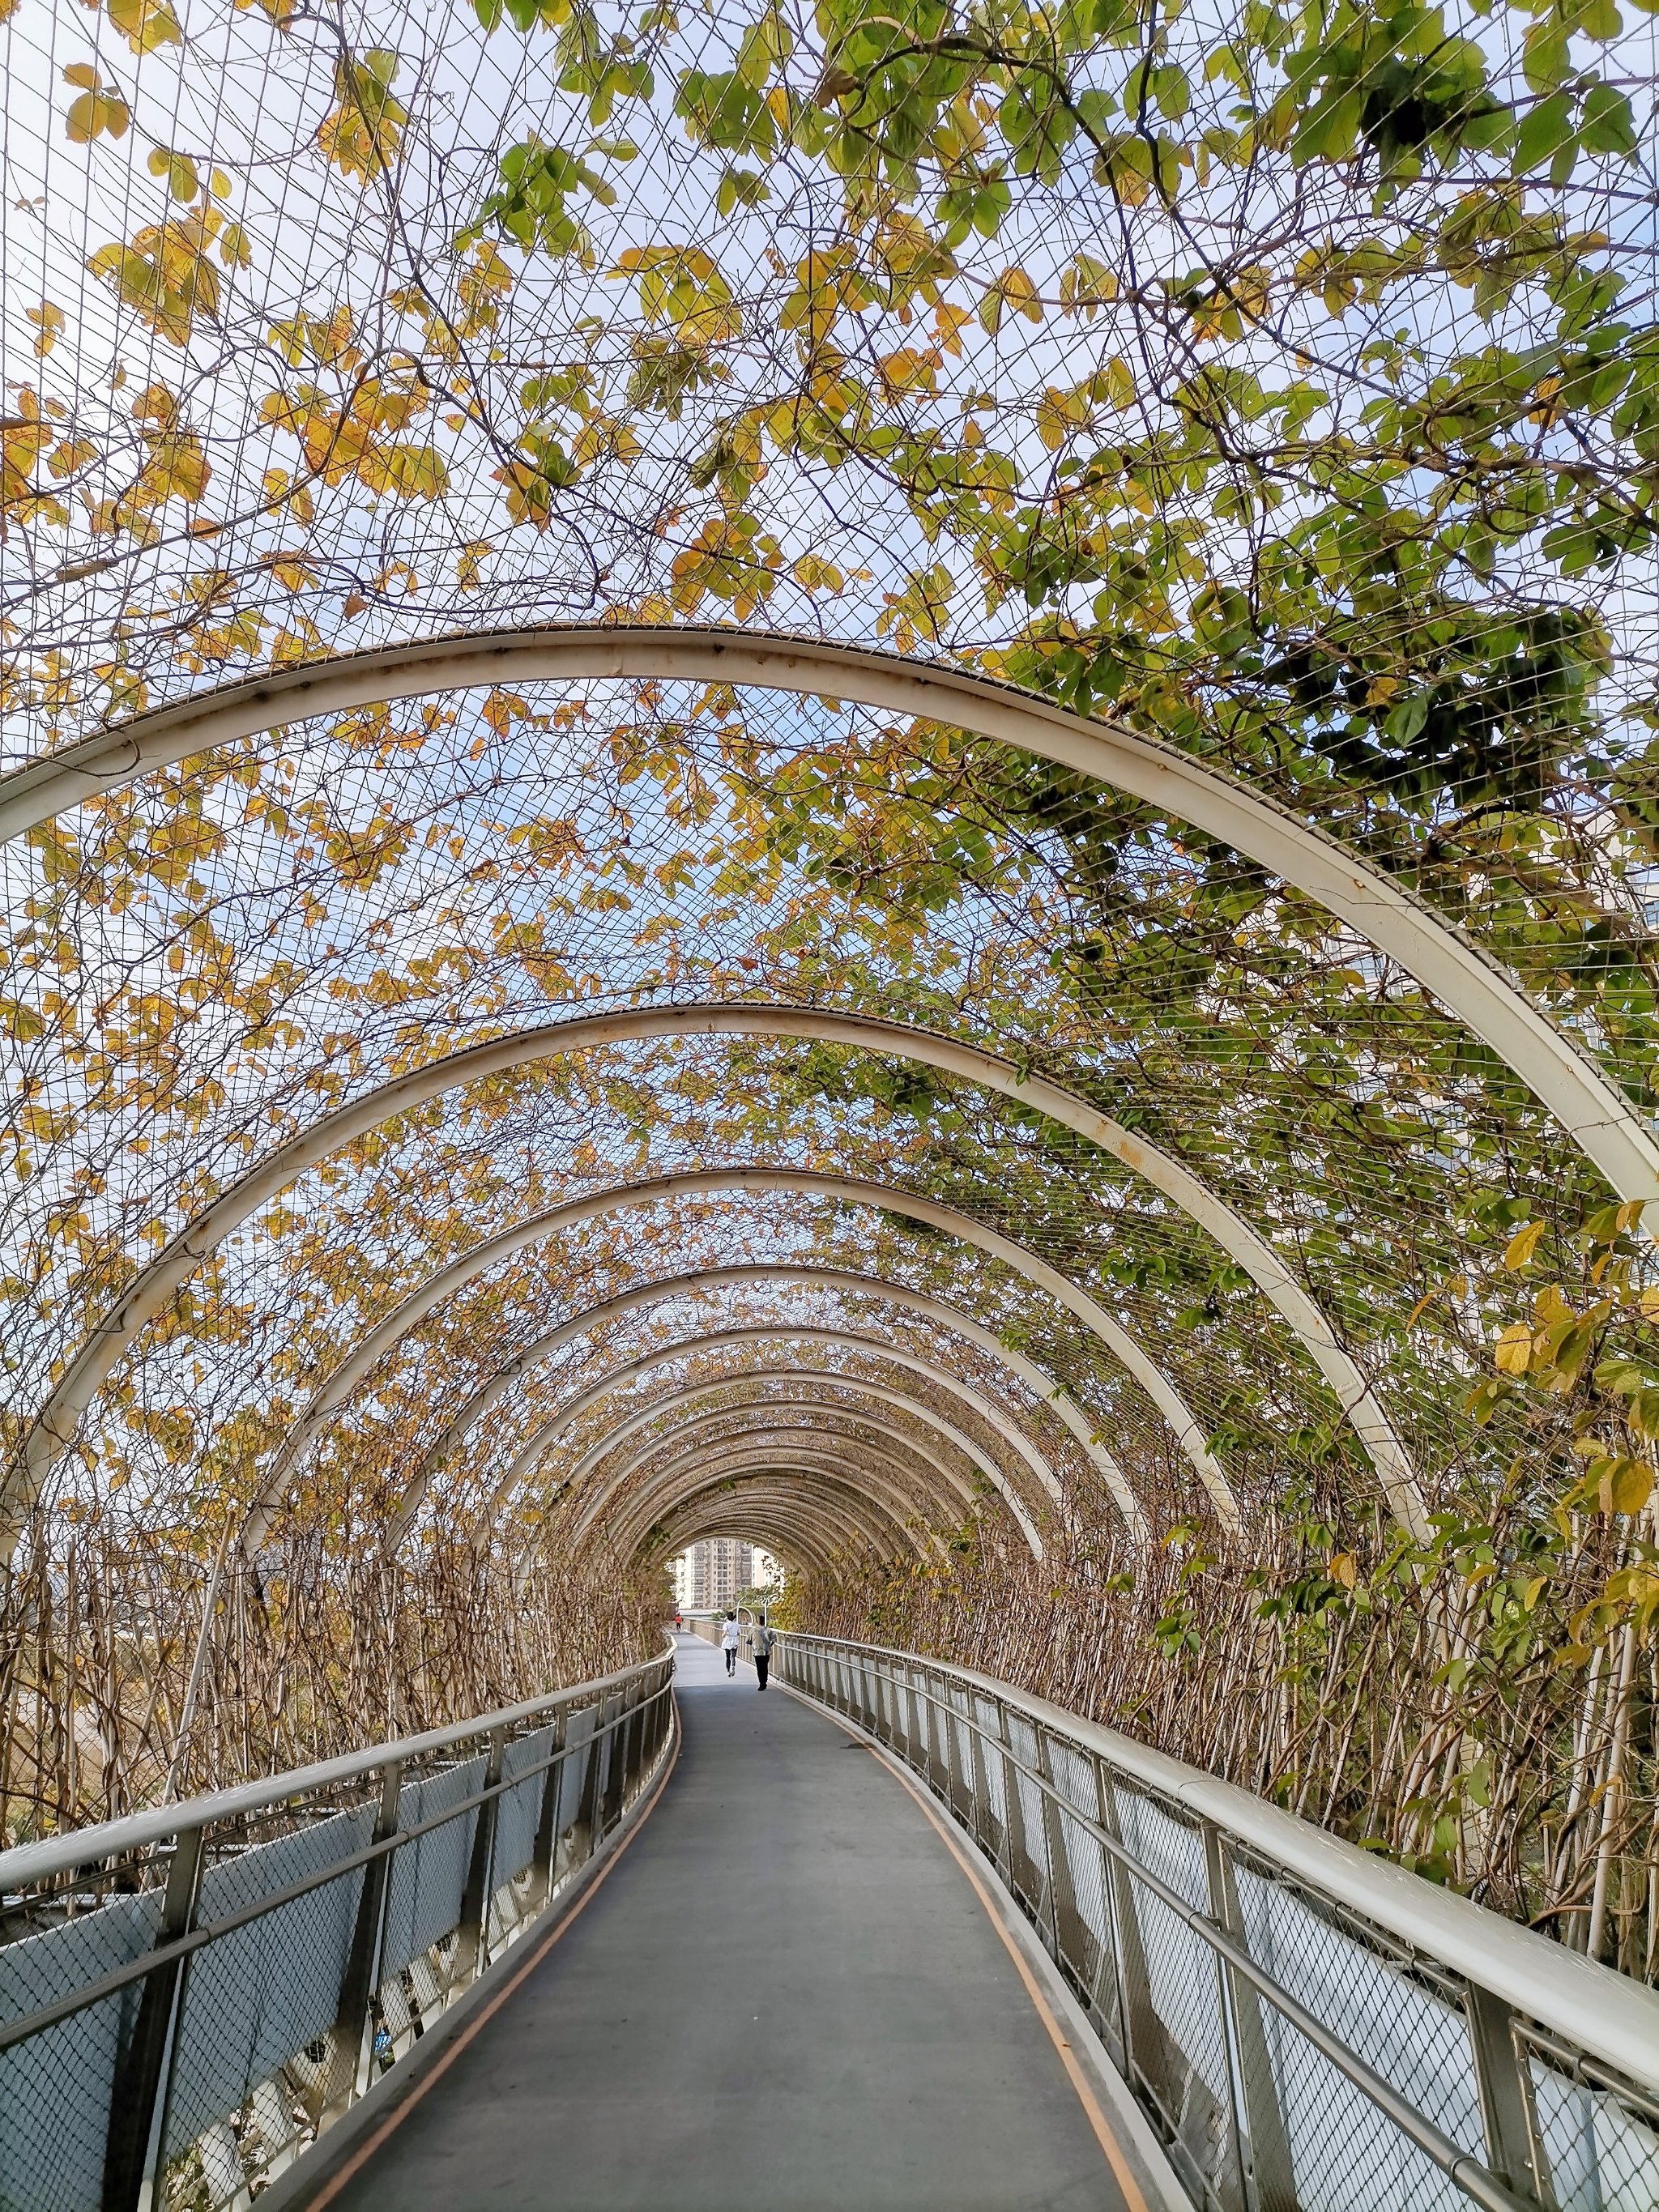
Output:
top-left (5, 0), bottom-right (1659, 2197)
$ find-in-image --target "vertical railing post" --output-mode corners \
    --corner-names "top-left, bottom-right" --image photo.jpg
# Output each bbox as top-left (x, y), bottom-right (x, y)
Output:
top-left (567, 1700), bottom-right (607, 1870)
top-left (1467, 1983), bottom-right (1552, 2207)
top-left (966, 1697), bottom-right (1001, 1866)
top-left (454, 1727), bottom-right (506, 1987)
top-left (322, 1758), bottom-right (402, 2123)
top-left (1036, 1729), bottom-right (1095, 2000)
top-left (1202, 1820), bottom-right (1294, 2212)
top-left (102, 1822), bottom-right (204, 2212)
top-left (1096, 1769), bottom-right (1159, 2099)
top-left (996, 1699), bottom-right (1041, 1918)
top-left (527, 1710), bottom-right (569, 1912)
top-left (599, 1693), bottom-right (628, 1834)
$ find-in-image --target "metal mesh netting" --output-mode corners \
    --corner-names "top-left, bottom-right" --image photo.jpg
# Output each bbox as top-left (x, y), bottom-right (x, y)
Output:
top-left (6, 0), bottom-right (1659, 2000)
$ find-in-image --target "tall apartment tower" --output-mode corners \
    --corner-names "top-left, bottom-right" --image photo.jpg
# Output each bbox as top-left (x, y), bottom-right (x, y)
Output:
top-left (683, 1539), bottom-right (753, 1609)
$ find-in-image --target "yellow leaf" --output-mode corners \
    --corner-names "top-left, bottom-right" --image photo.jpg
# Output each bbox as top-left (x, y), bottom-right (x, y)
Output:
top-left (27, 303), bottom-right (66, 358)
top-left (1603, 1455), bottom-right (1654, 1515)
top-left (1494, 1322), bottom-right (1533, 1376)
top-left (64, 70), bottom-right (130, 143)
top-left (979, 266), bottom-right (1043, 337)
top-left (147, 146), bottom-right (200, 202)
top-left (1504, 1219), bottom-right (1546, 1270)
top-left (1328, 1551), bottom-right (1357, 1589)
top-left (106, 0), bottom-right (181, 51)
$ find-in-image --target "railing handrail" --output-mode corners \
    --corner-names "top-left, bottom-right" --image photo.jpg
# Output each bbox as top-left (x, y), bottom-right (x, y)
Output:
top-left (780, 1632), bottom-right (1659, 2090)
top-left (0, 1639), bottom-right (674, 1892)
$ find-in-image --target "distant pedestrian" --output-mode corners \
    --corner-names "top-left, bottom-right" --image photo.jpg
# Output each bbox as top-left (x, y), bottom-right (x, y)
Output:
top-left (752, 1612), bottom-right (774, 1691)
top-left (722, 1611), bottom-right (740, 1675)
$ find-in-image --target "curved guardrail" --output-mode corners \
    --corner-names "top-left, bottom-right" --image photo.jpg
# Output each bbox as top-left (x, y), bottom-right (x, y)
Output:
top-left (776, 1633), bottom-right (1659, 2212)
top-left (0, 1644), bottom-right (675, 2212)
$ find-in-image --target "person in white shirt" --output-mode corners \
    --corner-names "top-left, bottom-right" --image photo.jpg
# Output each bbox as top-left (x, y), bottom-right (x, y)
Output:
top-left (721, 1611), bottom-right (740, 1675)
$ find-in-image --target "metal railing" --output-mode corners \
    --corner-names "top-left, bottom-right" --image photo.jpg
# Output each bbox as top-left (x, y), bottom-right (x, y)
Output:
top-left (777, 1634), bottom-right (1659, 2212)
top-left (0, 1644), bottom-right (674, 2212)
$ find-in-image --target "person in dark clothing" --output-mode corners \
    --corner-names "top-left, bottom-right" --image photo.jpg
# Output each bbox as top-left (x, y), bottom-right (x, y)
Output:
top-left (752, 1612), bottom-right (774, 1690)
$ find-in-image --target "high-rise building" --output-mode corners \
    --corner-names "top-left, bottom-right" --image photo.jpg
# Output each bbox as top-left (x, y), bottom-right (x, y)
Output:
top-left (680, 1538), bottom-right (753, 1610)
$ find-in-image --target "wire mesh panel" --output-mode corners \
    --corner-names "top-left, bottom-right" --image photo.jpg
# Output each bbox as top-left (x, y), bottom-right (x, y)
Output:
top-left (493, 1724), bottom-right (561, 1890)
top-left (0, 1893), bottom-right (162, 2212)
top-left (1231, 1860), bottom-right (1486, 2163)
top-left (161, 1806), bottom-right (376, 2164)
top-left (1525, 2039), bottom-right (1659, 2212)
top-left (379, 1758), bottom-right (486, 1983)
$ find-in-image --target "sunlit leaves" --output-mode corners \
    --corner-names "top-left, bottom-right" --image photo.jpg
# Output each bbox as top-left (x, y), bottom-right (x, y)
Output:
top-left (318, 49), bottom-right (407, 181)
top-left (62, 64), bottom-right (130, 143)
top-left (669, 511), bottom-right (781, 617)
top-left (87, 201), bottom-right (246, 343)
top-left (469, 139), bottom-right (617, 258)
top-left (104, 0), bottom-right (181, 52)
top-left (611, 245), bottom-right (742, 350)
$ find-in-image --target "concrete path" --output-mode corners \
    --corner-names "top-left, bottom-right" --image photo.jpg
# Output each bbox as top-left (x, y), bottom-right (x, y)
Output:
top-left (318, 1633), bottom-right (1128, 2211)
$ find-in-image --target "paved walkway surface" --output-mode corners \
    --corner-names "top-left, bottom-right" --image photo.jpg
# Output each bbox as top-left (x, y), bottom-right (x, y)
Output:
top-left (320, 1634), bottom-right (1128, 2211)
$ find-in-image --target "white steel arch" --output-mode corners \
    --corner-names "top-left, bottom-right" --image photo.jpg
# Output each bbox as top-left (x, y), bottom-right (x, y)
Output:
top-left (373, 1153), bottom-right (1211, 1530)
top-left (1, 625), bottom-right (1648, 1220)
top-left (486, 1362), bottom-right (1043, 1557)
top-left (650, 1488), bottom-right (883, 1576)
top-left (603, 1446), bottom-right (927, 1556)
top-left (211, 1007), bottom-right (1412, 1528)
top-left (648, 1481), bottom-right (887, 1571)
top-left (262, 1157), bottom-right (1228, 1532)
top-left (559, 1385), bottom-right (1040, 1550)
top-left (26, 1151), bottom-right (1222, 1553)
top-left (480, 1373), bottom-right (982, 1536)
top-left (601, 1434), bottom-right (954, 1561)
top-left (599, 1442), bottom-right (949, 1562)
top-left (268, 1268), bottom-right (1147, 1561)
top-left (473, 1296), bottom-right (1137, 1539)
top-left (245, 1263), bottom-right (1135, 1552)
top-left (493, 1336), bottom-right (1070, 1536)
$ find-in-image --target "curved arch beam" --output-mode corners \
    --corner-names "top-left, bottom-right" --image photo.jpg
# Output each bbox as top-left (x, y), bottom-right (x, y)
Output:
top-left (510, 1349), bottom-right (1064, 1541)
top-left (602, 1449), bottom-right (941, 1568)
top-left (228, 1009), bottom-right (1412, 1530)
top-left (650, 1493), bottom-right (876, 1578)
top-left (36, 1176), bottom-right (1204, 1553)
top-left (561, 1396), bottom-right (1014, 1552)
top-left (509, 1375), bottom-right (982, 1535)
top-left (2, 627), bottom-right (1648, 1212)
top-left (361, 1166), bottom-right (1226, 1529)
top-left (484, 1341), bottom-right (1003, 1528)
top-left (404, 1288), bottom-right (1085, 1557)
top-left (650, 1491), bottom-right (872, 1578)
top-left (602, 1449), bottom-right (925, 1562)
top-left (477, 1305), bottom-right (1131, 1541)
top-left (255, 1166), bottom-right (1197, 1545)
top-left (266, 1260), bottom-right (1145, 1554)
top-left (606, 1443), bottom-right (947, 1565)
top-left (487, 1392), bottom-right (971, 1562)
top-left (518, 1168), bottom-right (1242, 1524)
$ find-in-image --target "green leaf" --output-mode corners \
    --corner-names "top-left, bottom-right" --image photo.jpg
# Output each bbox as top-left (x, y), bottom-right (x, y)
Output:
top-left (1580, 82), bottom-right (1637, 156)
top-left (1513, 92), bottom-right (1575, 173)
